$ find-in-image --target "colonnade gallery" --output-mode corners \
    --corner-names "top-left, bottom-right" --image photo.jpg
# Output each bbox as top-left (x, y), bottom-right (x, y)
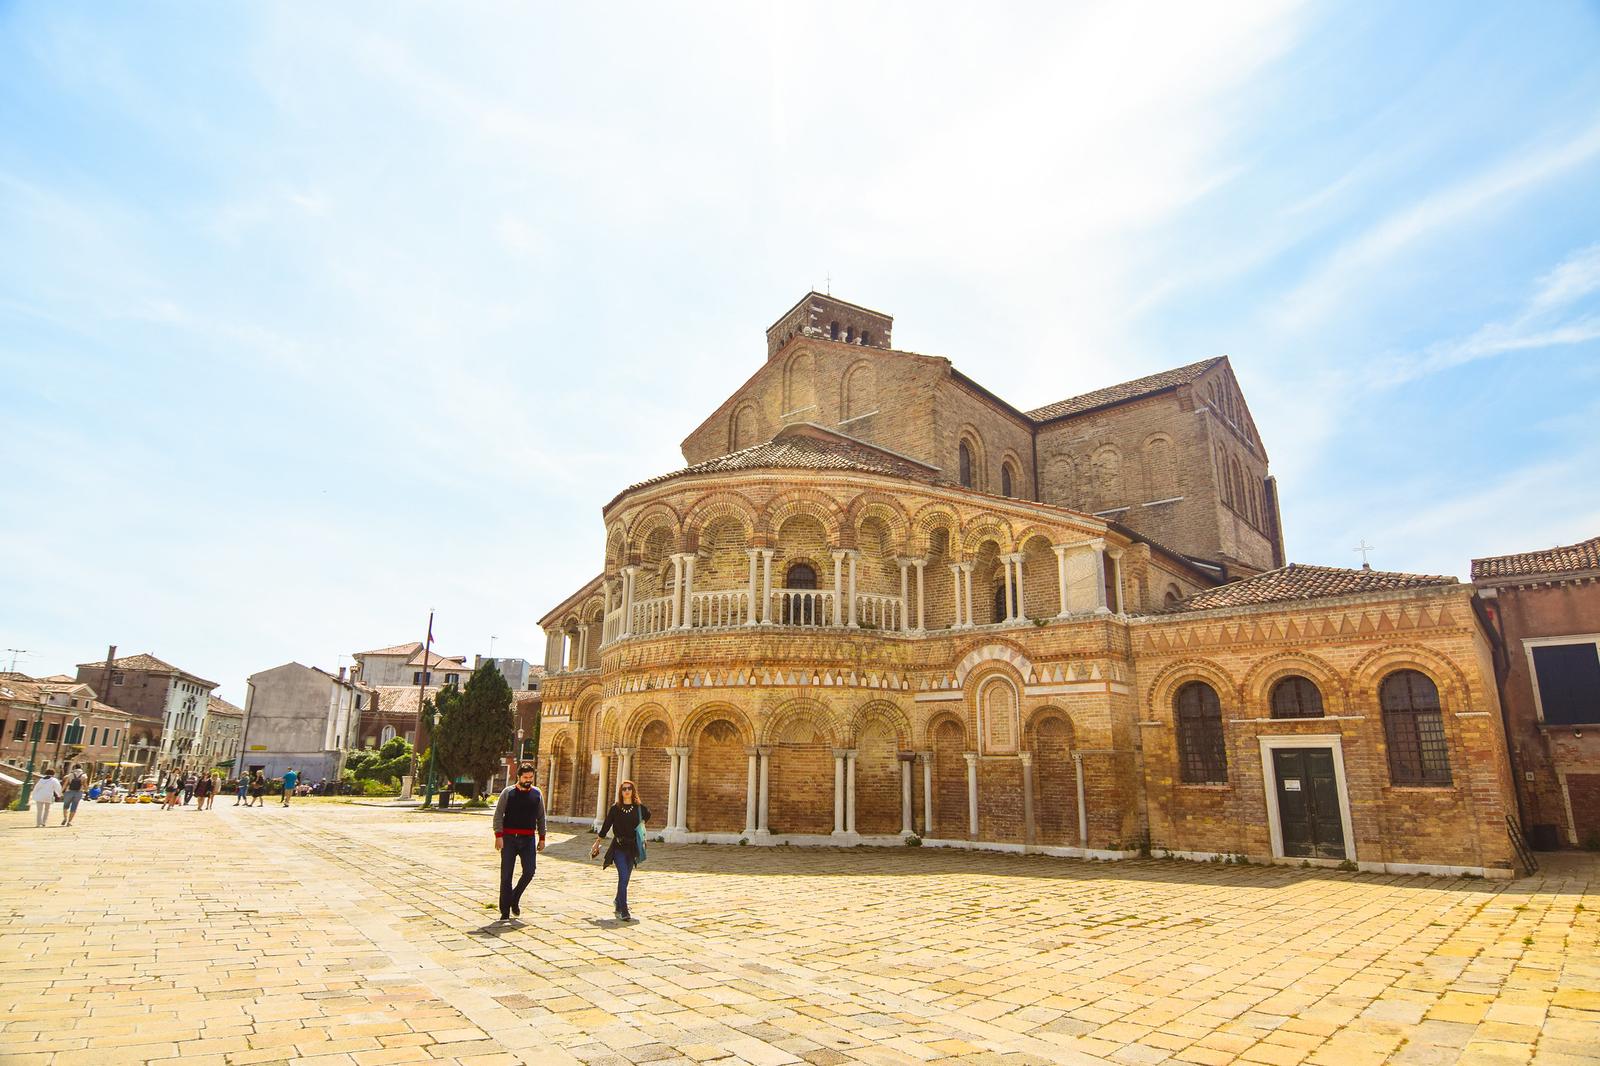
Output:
top-left (536, 293), bottom-right (1518, 878)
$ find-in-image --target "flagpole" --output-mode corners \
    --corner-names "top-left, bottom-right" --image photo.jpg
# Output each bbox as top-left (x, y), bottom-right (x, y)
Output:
top-left (415, 611), bottom-right (434, 807)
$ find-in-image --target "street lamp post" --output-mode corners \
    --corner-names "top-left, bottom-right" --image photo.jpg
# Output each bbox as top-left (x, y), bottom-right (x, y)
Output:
top-left (14, 695), bottom-right (48, 812)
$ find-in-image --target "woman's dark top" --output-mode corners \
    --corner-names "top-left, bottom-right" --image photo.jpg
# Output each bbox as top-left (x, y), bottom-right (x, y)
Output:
top-left (597, 802), bottom-right (651, 866)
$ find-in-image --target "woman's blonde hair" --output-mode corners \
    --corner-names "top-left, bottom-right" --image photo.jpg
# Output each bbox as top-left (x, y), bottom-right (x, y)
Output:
top-left (616, 779), bottom-right (642, 805)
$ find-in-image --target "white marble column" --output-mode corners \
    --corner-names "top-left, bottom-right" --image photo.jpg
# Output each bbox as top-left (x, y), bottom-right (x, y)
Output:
top-left (914, 559), bottom-right (926, 631)
top-left (846, 551), bottom-right (859, 627)
top-left (594, 751), bottom-right (609, 826)
top-left (831, 550), bottom-right (846, 626)
top-left (900, 757), bottom-right (914, 835)
top-left (921, 753), bottom-right (934, 836)
top-left (1090, 538), bottom-right (1109, 613)
top-left (664, 750), bottom-right (679, 836)
top-left (668, 554), bottom-right (685, 629)
top-left (897, 559), bottom-right (911, 632)
top-left (845, 750), bottom-right (858, 835)
top-left (746, 549), bottom-right (760, 626)
top-left (545, 755), bottom-right (556, 806)
top-left (1054, 545), bottom-right (1070, 618)
top-left (964, 753), bottom-right (979, 838)
top-left (948, 564), bottom-right (965, 628)
top-left (744, 748), bottom-right (759, 834)
top-left (961, 563), bottom-right (975, 627)
top-left (1019, 752), bottom-right (1035, 845)
top-left (1011, 553), bottom-right (1026, 620)
top-left (1002, 553), bottom-right (1016, 622)
top-left (757, 747), bottom-right (771, 833)
top-left (576, 626), bottom-right (589, 669)
top-left (832, 751), bottom-right (847, 835)
top-left (682, 553), bottom-right (697, 627)
top-left (1105, 547), bottom-right (1123, 615)
top-left (1074, 752), bottom-right (1088, 849)
top-left (620, 566), bottom-right (637, 637)
top-left (760, 549), bottom-right (775, 624)
top-left (674, 746), bottom-right (690, 831)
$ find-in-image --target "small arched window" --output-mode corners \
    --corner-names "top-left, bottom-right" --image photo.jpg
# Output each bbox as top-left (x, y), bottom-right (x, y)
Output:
top-left (1270, 676), bottom-right (1324, 719)
top-left (845, 327), bottom-right (854, 342)
top-left (1175, 681), bottom-right (1227, 783)
top-left (1381, 670), bottom-right (1451, 786)
top-left (991, 580), bottom-right (1017, 623)
top-left (1001, 463), bottom-right (1014, 498)
top-left (783, 562), bottom-right (818, 625)
top-left (860, 331), bottom-right (871, 345)
top-left (829, 321), bottom-right (840, 340)
top-left (958, 441), bottom-right (974, 488)
top-left (1164, 585), bottom-right (1181, 608)
top-left (785, 563), bottom-right (817, 589)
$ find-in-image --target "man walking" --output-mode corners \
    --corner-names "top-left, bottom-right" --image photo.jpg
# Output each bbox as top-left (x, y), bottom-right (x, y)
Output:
top-left (31, 769), bottom-right (63, 828)
top-left (280, 767), bottom-right (298, 807)
top-left (61, 765), bottom-right (87, 826)
top-left (492, 762), bottom-right (547, 922)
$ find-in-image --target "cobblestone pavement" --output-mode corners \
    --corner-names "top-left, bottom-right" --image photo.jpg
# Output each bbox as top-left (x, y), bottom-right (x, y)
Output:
top-left (1, 801), bottom-right (1596, 1066)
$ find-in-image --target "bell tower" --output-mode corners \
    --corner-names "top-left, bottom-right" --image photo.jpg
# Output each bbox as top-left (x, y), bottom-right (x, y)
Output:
top-left (765, 292), bottom-right (893, 359)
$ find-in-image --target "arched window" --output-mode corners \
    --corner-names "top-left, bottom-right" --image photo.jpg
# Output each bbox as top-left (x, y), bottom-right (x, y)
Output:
top-left (845, 327), bottom-right (854, 342)
top-left (1175, 681), bottom-right (1227, 783)
top-left (1381, 670), bottom-right (1451, 786)
top-left (1270, 676), bottom-right (1324, 719)
top-left (783, 562), bottom-right (818, 625)
top-left (860, 331), bottom-right (871, 345)
top-left (958, 441), bottom-right (974, 488)
top-left (1001, 462), bottom-right (1014, 498)
top-left (785, 562), bottom-right (816, 589)
top-left (829, 321), bottom-right (840, 340)
top-left (1164, 585), bottom-right (1181, 608)
top-left (991, 580), bottom-right (1017, 623)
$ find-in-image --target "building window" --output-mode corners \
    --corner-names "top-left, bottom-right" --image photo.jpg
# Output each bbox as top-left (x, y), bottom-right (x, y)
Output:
top-left (1270, 676), bottom-right (1324, 719)
top-left (829, 321), bottom-right (839, 339)
top-left (113, 672), bottom-right (124, 685)
top-left (445, 673), bottom-right (460, 685)
top-left (1381, 669), bottom-right (1451, 786)
top-left (355, 694), bottom-right (364, 710)
top-left (1526, 638), bottom-right (1600, 725)
top-left (782, 563), bottom-right (819, 625)
top-left (11, 719), bottom-right (23, 740)
top-left (1001, 463), bottom-right (1014, 498)
top-left (1175, 681), bottom-right (1227, 784)
top-left (89, 727), bottom-right (98, 745)
top-left (959, 442), bottom-right (974, 488)
top-left (413, 671), bottom-right (431, 685)
top-left (46, 723), bottom-right (60, 742)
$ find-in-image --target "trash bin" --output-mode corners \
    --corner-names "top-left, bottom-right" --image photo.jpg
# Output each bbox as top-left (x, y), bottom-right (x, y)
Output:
top-left (439, 784), bottom-right (451, 809)
top-left (1530, 824), bottom-right (1560, 851)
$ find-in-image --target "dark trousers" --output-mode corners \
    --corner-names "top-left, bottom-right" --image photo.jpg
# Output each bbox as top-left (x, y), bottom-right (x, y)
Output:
top-left (499, 835), bottom-right (537, 915)
top-left (613, 848), bottom-right (634, 914)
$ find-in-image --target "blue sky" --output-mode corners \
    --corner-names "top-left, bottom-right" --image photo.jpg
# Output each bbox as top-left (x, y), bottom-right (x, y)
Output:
top-left (2, 2), bottom-right (1598, 702)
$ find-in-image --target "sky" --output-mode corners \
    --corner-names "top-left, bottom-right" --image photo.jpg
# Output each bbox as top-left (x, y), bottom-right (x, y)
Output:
top-left (2, 1), bottom-right (1598, 704)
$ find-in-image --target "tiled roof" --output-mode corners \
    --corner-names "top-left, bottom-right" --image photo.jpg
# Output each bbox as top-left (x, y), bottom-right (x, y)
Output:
top-left (207, 695), bottom-right (245, 718)
top-left (618, 425), bottom-right (938, 498)
top-left (74, 652), bottom-right (216, 688)
top-left (1472, 534), bottom-right (1600, 581)
top-left (405, 650), bottom-right (467, 669)
top-left (1028, 358), bottom-right (1223, 422)
top-left (356, 641), bottom-right (424, 658)
top-left (1159, 563), bottom-right (1458, 613)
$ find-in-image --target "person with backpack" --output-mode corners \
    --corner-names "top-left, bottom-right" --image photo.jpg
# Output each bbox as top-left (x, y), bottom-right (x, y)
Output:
top-left (589, 779), bottom-right (650, 922)
top-left (32, 768), bottom-right (63, 828)
top-left (280, 767), bottom-right (298, 807)
top-left (491, 762), bottom-right (547, 922)
top-left (60, 765), bottom-right (88, 826)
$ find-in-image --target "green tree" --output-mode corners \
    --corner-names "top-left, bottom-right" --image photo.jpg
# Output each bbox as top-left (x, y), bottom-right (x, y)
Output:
top-left (433, 663), bottom-right (512, 798)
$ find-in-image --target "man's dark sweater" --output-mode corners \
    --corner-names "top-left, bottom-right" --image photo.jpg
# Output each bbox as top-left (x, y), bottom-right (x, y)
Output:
top-left (493, 785), bottom-right (547, 838)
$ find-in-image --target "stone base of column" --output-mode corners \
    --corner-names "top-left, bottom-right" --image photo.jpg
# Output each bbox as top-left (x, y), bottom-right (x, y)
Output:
top-left (829, 830), bottom-right (862, 844)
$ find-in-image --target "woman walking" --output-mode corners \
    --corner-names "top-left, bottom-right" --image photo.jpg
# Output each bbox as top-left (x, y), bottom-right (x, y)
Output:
top-left (590, 780), bottom-right (650, 921)
top-left (247, 769), bottom-right (266, 807)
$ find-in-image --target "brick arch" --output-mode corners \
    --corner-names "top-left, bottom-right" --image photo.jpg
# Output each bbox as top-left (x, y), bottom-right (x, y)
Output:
top-left (956, 424), bottom-right (988, 491)
top-left (967, 663), bottom-right (1024, 756)
top-left (998, 449), bottom-right (1026, 496)
top-left (909, 501), bottom-right (961, 557)
top-left (631, 719), bottom-right (674, 818)
top-left (1012, 525), bottom-right (1060, 551)
top-left (1144, 658), bottom-right (1239, 720)
top-left (840, 359), bottom-right (878, 421)
top-left (760, 489), bottom-right (845, 543)
top-left (953, 641), bottom-right (1035, 688)
top-left (682, 491), bottom-right (759, 547)
top-left (783, 348), bottom-right (818, 416)
top-left (927, 711), bottom-right (970, 839)
top-left (728, 400), bottom-right (763, 453)
top-left (759, 696), bottom-right (843, 747)
top-left (846, 493), bottom-right (912, 552)
top-left (626, 503), bottom-right (683, 558)
top-left (960, 515), bottom-right (1015, 557)
top-left (1349, 642), bottom-right (1473, 710)
top-left (763, 697), bottom-right (838, 835)
top-left (621, 702), bottom-right (673, 747)
top-left (847, 699), bottom-right (912, 747)
top-left (1240, 651), bottom-right (1350, 715)
top-left (1024, 706), bottom-right (1078, 847)
top-left (604, 525), bottom-right (627, 569)
top-left (681, 701), bottom-right (756, 747)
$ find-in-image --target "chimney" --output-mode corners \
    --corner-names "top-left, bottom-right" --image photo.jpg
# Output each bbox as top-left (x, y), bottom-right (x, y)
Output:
top-left (338, 666), bottom-right (347, 682)
top-left (102, 644), bottom-right (117, 701)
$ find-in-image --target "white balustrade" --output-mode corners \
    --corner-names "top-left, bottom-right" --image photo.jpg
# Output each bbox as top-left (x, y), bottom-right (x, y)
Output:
top-left (630, 595), bottom-right (674, 636)
top-left (770, 588), bottom-right (834, 627)
top-left (855, 592), bottom-right (904, 631)
top-left (602, 607), bottom-right (625, 645)
top-left (688, 589), bottom-right (751, 628)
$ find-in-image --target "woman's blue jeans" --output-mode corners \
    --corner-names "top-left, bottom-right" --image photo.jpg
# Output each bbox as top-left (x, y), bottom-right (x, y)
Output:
top-left (613, 848), bottom-right (634, 914)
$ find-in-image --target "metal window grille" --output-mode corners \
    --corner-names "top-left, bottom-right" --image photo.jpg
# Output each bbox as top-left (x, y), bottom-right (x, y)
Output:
top-left (1270, 675), bottom-right (1324, 719)
top-left (1176, 681), bottom-right (1228, 784)
top-left (1381, 670), bottom-right (1452, 786)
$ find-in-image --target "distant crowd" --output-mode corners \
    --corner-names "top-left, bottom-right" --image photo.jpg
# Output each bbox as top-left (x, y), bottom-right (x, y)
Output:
top-left (24, 764), bottom-right (359, 824)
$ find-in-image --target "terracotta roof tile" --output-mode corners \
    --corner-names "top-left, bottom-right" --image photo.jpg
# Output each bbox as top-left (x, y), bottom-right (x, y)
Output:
top-left (206, 695), bottom-right (245, 717)
top-left (356, 641), bottom-right (424, 657)
top-left (1472, 534), bottom-right (1600, 581)
top-left (1159, 563), bottom-right (1457, 614)
top-left (1028, 358), bottom-right (1222, 422)
top-left (74, 652), bottom-right (217, 688)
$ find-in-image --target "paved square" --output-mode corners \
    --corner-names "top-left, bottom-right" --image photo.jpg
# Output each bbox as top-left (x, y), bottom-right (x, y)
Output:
top-left (1, 801), bottom-right (1595, 1066)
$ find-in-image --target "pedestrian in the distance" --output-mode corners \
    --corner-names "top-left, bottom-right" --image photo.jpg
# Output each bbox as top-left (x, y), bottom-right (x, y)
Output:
top-left (61, 765), bottom-right (87, 826)
top-left (234, 776), bottom-right (247, 805)
top-left (492, 762), bottom-right (547, 922)
top-left (248, 770), bottom-right (265, 807)
top-left (590, 779), bottom-right (650, 921)
top-left (182, 773), bottom-right (197, 805)
top-left (164, 777), bottom-right (182, 810)
top-left (280, 767), bottom-right (298, 807)
top-left (31, 769), bottom-right (63, 827)
top-left (193, 773), bottom-right (212, 811)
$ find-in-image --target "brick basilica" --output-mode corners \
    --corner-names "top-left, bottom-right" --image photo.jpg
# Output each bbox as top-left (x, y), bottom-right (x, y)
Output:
top-left (535, 292), bottom-right (1518, 877)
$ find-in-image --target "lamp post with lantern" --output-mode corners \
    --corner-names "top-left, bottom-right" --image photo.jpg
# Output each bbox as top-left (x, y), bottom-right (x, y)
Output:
top-left (13, 693), bottom-right (48, 811)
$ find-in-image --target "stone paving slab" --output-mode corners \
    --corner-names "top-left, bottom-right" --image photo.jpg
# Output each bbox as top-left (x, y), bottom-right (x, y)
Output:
top-left (1, 800), bottom-right (1596, 1065)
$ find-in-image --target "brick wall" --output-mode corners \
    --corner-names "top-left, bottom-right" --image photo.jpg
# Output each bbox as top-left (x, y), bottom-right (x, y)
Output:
top-left (769, 740), bottom-right (833, 835)
top-left (688, 719), bottom-right (745, 833)
top-left (977, 757), bottom-right (1025, 843)
top-left (1030, 716), bottom-right (1076, 846)
top-left (855, 721), bottom-right (901, 835)
top-left (634, 721), bottom-right (673, 824)
top-left (931, 720), bottom-right (968, 838)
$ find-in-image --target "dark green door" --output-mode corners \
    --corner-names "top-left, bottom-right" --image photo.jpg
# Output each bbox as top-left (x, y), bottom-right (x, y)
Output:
top-left (1272, 748), bottom-right (1346, 859)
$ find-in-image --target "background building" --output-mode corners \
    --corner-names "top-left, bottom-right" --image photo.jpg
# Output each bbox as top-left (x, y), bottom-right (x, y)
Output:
top-left (73, 650), bottom-right (218, 780)
top-left (352, 641), bottom-right (467, 688)
top-left (199, 695), bottom-right (245, 776)
top-left (240, 663), bottom-right (372, 782)
top-left (0, 674), bottom-right (133, 781)
top-left (1475, 534), bottom-right (1600, 849)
